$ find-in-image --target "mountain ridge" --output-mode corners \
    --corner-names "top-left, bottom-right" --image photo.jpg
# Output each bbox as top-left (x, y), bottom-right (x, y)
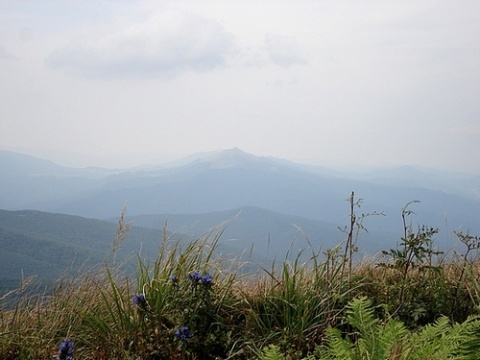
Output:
top-left (1, 149), bottom-right (479, 234)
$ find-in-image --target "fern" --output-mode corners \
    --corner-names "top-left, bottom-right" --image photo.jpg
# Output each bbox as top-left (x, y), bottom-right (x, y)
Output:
top-left (454, 315), bottom-right (480, 359)
top-left (348, 297), bottom-right (407, 360)
top-left (317, 297), bottom-right (480, 360)
top-left (314, 327), bottom-right (355, 359)
top-left (347, 296), bottom-right (381, 359)
top-left (407, 316), bottom-right (452, 358)
top-left (377, 318), bottom-right (408, 359)
top-left (317, 297), bottom-right (407, 359)
top-left (257, 344), bottom-right (285, 360)
top-left (406, 315), bottom-right (480, 360)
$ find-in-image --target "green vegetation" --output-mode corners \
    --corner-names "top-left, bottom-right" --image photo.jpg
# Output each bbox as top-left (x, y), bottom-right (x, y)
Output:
top-left (1, 198), bottom-right (480, 359)
top-left (258, 297), bottom-right (480, 360)
top-left (0, 209), bottom-right (168, 285)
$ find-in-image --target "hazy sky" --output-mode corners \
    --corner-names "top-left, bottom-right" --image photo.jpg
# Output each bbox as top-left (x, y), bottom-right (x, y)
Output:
top-left (1, 1), bottom-right (479, 173)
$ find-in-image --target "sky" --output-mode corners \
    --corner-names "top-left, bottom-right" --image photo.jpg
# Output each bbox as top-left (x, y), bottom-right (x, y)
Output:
top-left (1, 1), bottom-right (479, 173)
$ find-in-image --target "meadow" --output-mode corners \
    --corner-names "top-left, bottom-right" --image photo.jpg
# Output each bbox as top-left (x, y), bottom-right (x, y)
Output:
top-left (1, 199), bottom-right (480, 359)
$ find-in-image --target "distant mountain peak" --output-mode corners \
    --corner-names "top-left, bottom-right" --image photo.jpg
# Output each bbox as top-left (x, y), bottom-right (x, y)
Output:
top-left (199, 148), bottom-right (263, 169)
top-left (207, 147), bottom-right (253, 158)
top-left (219, 147), bottom-right (244, 154)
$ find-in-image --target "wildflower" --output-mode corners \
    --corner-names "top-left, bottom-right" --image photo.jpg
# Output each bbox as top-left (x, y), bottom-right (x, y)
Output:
top-left (170, 275), bottom-right (178, 284)
top-left (174, 326), bottom-right (193, 341)
top-left (201, 274), bottom-right (213, 285)
top-left (187, 271), bottom-right (201, 283)
top-left (56, 338), bottom-right (74, 360)
top-left (133, 293), bottom-right (146, 307)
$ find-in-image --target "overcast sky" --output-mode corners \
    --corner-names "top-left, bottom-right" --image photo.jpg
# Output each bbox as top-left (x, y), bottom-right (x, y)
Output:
top-left (1, 1), bottom-right (479, 173)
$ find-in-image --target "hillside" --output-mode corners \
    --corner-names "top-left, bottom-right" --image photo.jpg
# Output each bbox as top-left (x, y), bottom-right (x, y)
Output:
top-left (0, 209), bottom-right (165, 289)
top-left (3, 207), bottom-right (331, 294)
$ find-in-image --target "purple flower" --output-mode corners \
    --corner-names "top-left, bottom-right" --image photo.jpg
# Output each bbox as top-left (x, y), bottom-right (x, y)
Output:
top-left (201, 274), bottom-right (213, 285)
top-left (187, 271), bottom-right (201, 283)
top-left (174, 326), bottom-right (193, 341)
top-left (133, 293), bottom-right (146, 307)
top-left (170, 275), bottom-right (178, 284)
top-left (56, 338), bottom-right (74, 360)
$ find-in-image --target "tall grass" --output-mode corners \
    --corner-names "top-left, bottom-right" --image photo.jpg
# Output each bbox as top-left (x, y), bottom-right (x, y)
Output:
top-left (241, 243), bottom-right (359, 358)
top-left (1, 202), bottom-right (480, 359)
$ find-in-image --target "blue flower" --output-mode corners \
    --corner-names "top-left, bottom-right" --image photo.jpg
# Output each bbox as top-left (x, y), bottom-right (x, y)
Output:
top-left (133, 293), bottom-right (146, 307)
top-left (201, 274), bottom-right (213, 285)
top-left (170, 275), bottom-right (178, 284)
top-left (187, 271), bottom-right (201, 283)
top-left (174, 326), bottom-right (193, 341)
top-left (56, 338), bottom-right (74, 360)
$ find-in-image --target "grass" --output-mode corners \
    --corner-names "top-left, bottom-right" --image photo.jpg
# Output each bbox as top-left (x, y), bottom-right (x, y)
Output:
top-left (1, 203), bottom-right (480, 359)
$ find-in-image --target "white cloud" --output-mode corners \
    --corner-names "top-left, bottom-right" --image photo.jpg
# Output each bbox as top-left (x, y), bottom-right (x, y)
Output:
top-left (449, 122), bottom-right (480, 136)
top-left (45, 9), bottom-right (236, 79)
top-left (264, 34), bottom-right (307, 67)
top-left (0, 44), bottom-right (15, 60)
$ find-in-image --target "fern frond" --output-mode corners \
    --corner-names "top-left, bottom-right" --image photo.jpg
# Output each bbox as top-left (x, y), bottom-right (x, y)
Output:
top-left (346, 297), bottom-right (408, 360)
top-left (347, 297), bottom-right (383, 359)
top-left (317, 327), bottom-right (355, 359)
top-left (346, 297), bottom-right (379, 334)
top-left (379, 319), bottom-right (408, 359)
top-left (257, 344), bottom-right (285, 360)
top-left (408, 316), bottom-right (452, 358)
top-left (450, 315), bottom-right (480, 359)
top-left (405, 315), bottom-right (480, 359)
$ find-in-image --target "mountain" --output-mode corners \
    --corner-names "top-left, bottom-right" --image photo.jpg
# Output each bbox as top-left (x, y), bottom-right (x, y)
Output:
top-left (2, 149), bottom-right (480, 297)
top-left (343, 165), bottom-right (480, 200)
top-left (1, 148), bottom-right (479, 246)
top-left (0, 209), bottom-right (166, 287)
top-left (0, 150), bottom-right (121, 209)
